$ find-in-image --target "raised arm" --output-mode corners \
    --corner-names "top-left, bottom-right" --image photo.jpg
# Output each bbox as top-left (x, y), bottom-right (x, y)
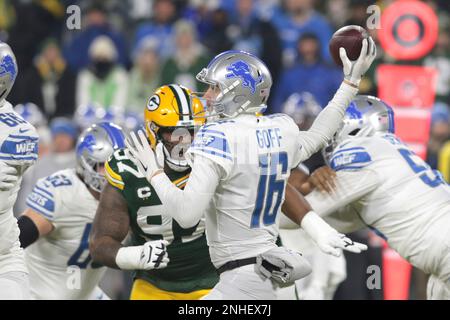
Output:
top-left (280, 171), bottom-right (369, 257)
top-left (298, 38), bottom-right (376, 159)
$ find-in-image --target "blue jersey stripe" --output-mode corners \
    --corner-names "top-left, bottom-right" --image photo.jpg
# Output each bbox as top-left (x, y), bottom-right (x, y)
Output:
top-left (333, 147), bottom-right (366, 156)
top-left (0, 156), bottom-right (37, 161)
top-left (34, 185), bottom-right (54, 198)
top-left (26, 199), bottom-right (54, 220)
top-left (190, 147), bottom-right (233, 160)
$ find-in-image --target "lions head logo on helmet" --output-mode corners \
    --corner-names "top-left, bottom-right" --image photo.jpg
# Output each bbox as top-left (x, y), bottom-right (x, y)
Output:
top-left (0, 42), bottom-right (18, 104)
top-left (225, 60), bottom-right (263, 95)
top-left (196, 50), bottom-right (272, 119)
top-left (76, 122), bottom-right (126, 193)
top-left (144, 84), bottom-right (205, 172)
top-left (0, 55), bottom-right (17, 82)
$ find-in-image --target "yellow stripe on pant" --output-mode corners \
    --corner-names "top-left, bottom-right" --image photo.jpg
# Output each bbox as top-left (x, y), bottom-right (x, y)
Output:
top-left (130, 279), bottom-right (211, 300)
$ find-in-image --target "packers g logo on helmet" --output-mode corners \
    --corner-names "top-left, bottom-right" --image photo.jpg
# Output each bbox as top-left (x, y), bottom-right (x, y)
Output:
top-left (147, 94), bottom-right (160, 111)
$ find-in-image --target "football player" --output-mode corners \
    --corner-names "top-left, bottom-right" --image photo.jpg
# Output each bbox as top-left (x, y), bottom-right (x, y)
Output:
top-left (125, 44), bottom-right (376, 299)
top-left (90, 84), bottom-right (219, 300)
top-left (17, 122), bottom-right (168, 299)
top-left (281, 95), bottom-right (450, 300)
top-left (0, 42), bottom-right (39, 300)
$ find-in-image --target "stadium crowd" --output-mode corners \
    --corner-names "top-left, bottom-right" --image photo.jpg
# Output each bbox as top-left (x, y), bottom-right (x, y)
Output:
top-left (1, 0), bottom-right (449, 299)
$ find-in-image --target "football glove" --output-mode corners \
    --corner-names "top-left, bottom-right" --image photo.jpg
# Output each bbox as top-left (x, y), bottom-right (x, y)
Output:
top-left (125, 130), bottom-right (162, 182)
top-left (115, 240), bottom-right (169, 270)
top-left (340, 37), bottom-right (376, 86)
top-left (301, 211), bottom-right (367, 257)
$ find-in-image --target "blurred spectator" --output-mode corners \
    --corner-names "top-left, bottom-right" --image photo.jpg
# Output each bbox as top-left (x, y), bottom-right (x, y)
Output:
top-left (281, 91), bottom-right (322, 130)
top-left (324, 0), bottom-right (349, 28)
top-left (74, 102), bottom-right (105, 131)
top-left (21, 38), bottom-right (76, 119)
top-left (270, 0), bottom-right (334, 67)
top-left (63, 2), bottom-right (128, 72)
top-left (226, 0), bottom-right (283, 84)
top-left (127, 37), bottom-right (161, 113)
top-left (343, 0), bottom-right (372, 28)
top-left (0, 0), bottom-right (16, 40)
top-left (133, 0), bottom-right (178, 59)
top-left (8, 0), bottom-right (66, 104)
top-left (424, 27), bottom-right (450, 103)
top-left (14, 102), bottom-right (52, 157)
top-left (202, 8), bottom-right (233, 55)
top-left (128, 0), bottom-right (154, 23)
top-left (160, 20), bottom-right (210, 92)
top-left (182, 0), bottom-right (221, 41)
top-left (14, 117), bottom-right (78, 216)
top-left (429, 103), bottom-right (450, 176)
top-left (281, 91), bottom-right (326, 172)
top-left (271, 33), bottom-right (342, 113)
top-left (76, 36), bottom-right (128, 108)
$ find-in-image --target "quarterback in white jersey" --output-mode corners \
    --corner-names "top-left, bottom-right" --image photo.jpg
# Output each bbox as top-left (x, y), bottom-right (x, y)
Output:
top-left (0, 42), bottom-right (39, 299)
top-left (126, 47), bottom-right (376, 300)
top-left (17, 122), bottom-right (138, 299)
top-left (282, 95), bottom-right (450, 299)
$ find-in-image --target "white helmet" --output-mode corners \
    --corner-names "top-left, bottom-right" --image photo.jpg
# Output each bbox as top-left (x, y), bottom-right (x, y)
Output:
top-left (0, 42), bottom-right (18, 106)
top-left (334, 95), bottom-right (395, 146)
top-left (196, 50), bottom-right (272, 118)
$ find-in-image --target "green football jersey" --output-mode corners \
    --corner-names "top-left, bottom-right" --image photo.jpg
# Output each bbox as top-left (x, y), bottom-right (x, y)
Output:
top-left (105, 148), bottom-right (218, 293)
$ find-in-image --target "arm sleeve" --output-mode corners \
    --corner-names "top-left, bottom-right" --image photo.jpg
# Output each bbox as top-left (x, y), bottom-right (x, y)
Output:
top-left (305, 168), bottom-right (381, 216)
top-left (150, 154), bottom-right (222, 229)
top-left (25, 173), bottom-right (71, 226)
top-left (17, 215), bottom-right (39, 248)
top-left (279, 168), bottom-right (380, 230)
top-left (296, 82), bottom-right (359, 162)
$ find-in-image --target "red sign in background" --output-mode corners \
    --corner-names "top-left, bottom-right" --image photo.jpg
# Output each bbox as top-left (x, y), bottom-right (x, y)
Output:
top-left (378, 0), bottom-right (438, 60)
top-left (376, 0), bottom-right (439, 297)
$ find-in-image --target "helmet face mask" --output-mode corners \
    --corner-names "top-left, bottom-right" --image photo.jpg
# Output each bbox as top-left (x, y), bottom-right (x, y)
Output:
top-left (196, 50), bottom-right (272, 119)
top-left (144, 84), bottom-right (205, 172)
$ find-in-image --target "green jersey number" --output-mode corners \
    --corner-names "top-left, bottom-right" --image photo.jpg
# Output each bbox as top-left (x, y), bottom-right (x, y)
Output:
top-left (136, 204), bottom-right (204, 245)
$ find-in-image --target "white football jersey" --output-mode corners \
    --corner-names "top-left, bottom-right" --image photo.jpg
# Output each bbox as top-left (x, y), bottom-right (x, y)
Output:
top-left (0, 101), bottom-right (38, 275)
top-left (187, 114), bottom-right (310, 267)
top-left (306, 133), bottom-right (450, 278)
top-left (24, 168), bottom-right (107, 299)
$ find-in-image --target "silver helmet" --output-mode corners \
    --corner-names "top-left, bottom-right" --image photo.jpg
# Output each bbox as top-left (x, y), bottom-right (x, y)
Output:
top-left (196, 50), bottom-right (272, 118)
top-left (334, 95), bottom-right (395, 146)
top-left (76, 122), bottom-right (125, 193)
top-left (0, 42), bottom-right (18, 106)
top-left (14, 102), bottom-right (47, 127)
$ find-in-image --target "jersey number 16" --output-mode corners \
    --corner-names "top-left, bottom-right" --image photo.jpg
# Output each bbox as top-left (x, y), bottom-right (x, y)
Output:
top-left (251, 152), bottom-right (288, 228)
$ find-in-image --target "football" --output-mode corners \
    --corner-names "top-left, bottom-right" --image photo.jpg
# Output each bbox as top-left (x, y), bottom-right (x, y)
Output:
top-left (329, 25), bottom-right (369, 67)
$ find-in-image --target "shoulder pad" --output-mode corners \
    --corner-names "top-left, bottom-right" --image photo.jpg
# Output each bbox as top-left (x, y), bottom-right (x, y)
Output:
top-left (105, 148), bottom-right (145, 190)
top-left (330, 144), bottom-right (372, 171)
top-left (190, 125), bottom-right (233, 162)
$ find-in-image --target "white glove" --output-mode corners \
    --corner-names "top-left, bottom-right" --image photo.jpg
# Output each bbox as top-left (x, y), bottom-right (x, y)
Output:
top-left (340, 37), bottom-right (377, 86)
top-left (301, 211), bottom-right (367, 257)
top-left (125, 130), bottom-right (161, 182)
top-left (0, 162), bottom-right (18, 191)
top-left (115, 240), bottom-right (169, 270)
